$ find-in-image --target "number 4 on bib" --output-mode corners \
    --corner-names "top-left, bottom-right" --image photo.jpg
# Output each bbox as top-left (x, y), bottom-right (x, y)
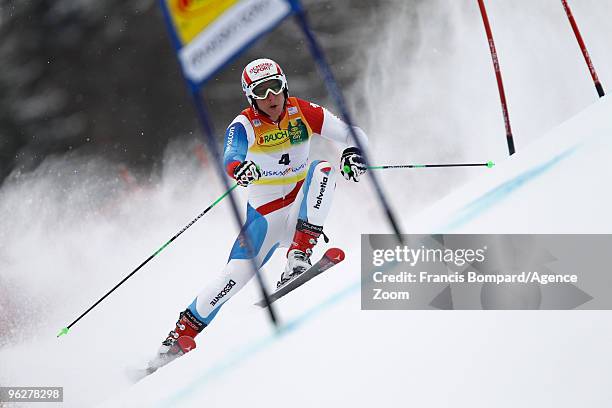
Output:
top-left (278, 154), bottom-right (290, 165)
top-left (255, 248), bottom-right (345, 307)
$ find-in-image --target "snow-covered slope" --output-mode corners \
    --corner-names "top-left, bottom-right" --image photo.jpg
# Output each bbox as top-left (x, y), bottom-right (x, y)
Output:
top-left (408, 95), bottom-right (612, 233)
top-left (94, 96), bottom-right (612, 408)
top-left (2, 1), bottom-right (612, 405)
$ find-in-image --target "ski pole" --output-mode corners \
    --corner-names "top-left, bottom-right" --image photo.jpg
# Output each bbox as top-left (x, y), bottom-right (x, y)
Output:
top-left (561, 0), bottom-right (605, 97)
top-left (344, 161), bottom-right (494, 174)
top-left (366, 161), bottom-right (495, 170)
top-left (57, 184), bottom-right (239, 338)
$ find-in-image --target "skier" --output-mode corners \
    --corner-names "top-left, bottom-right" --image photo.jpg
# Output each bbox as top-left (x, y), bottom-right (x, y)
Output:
top-left (149, 58), bottom-right (368, 371)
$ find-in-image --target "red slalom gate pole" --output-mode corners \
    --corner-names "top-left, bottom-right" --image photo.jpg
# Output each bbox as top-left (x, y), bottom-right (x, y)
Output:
top-left (561, 0), bottom-right (605, 97)
top-left (477, 0), bottom-right (516, 156)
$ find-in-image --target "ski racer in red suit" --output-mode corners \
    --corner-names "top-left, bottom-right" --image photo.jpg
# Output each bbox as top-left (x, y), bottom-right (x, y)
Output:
top-left (148, 58), bottom-right (368, 371)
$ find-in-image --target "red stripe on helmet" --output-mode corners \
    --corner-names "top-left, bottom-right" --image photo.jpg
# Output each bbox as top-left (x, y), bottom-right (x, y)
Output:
top-left (243, 69), bottom-right (253, 86)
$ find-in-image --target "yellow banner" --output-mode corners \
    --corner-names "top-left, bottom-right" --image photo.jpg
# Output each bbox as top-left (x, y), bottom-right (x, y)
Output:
top-left (167, 0), bottom-right (240, 44)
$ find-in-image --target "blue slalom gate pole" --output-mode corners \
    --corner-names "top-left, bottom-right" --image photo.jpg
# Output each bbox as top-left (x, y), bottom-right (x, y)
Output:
top-left (188, 86), bottom-right (279, 326)
top-left (157, 0), bottom-right (279, 325)
top-left (287, 0), bottom-right (404, 243)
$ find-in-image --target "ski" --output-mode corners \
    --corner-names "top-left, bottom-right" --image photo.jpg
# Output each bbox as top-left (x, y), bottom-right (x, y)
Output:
top-left (255, 248), bottom-right (345, 308)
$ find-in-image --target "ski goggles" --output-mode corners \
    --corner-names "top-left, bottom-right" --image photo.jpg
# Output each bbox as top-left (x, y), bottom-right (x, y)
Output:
top-left (247, 76), bottom-right (287, 100)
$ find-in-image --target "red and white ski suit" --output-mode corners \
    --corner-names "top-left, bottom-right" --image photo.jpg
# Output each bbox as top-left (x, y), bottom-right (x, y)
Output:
top-left (187, 97), bottom-right (368, 325)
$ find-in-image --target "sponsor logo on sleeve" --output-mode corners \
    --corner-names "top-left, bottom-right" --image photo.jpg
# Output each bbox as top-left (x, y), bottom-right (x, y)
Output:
top-left (226, 126), bottom-right (235, 148)
top-left (288, 106), bottom-right (298, 115)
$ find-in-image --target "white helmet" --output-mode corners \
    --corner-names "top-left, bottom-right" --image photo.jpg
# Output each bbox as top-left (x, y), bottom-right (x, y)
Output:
top-left (241, 58), bottom-right (288, 106)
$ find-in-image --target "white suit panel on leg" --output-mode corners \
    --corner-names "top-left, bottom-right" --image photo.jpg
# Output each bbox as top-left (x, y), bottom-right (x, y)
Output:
top-left (305, 161), bottom-right (336, 226)
top-left (281, 160), bottom-right (336, 248)
top-left (192, 206), bottom-right (287, 319)
top-left (193, 258), bottom-right (254, 319)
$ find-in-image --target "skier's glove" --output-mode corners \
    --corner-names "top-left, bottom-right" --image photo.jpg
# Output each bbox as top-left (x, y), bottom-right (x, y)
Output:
top-left (340, 147), bottom-right (367, 182)
top-left (233, 160), bottom-right (261, 187)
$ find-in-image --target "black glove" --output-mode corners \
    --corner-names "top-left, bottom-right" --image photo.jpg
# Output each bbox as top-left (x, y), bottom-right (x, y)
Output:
top-left (233, 160), bottom-right (261, 187)
top-left (340, 147), bottom-right (367, 182)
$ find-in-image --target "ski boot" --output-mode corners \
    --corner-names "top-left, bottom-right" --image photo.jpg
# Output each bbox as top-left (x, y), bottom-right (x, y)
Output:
top-left (278, 220), bottom-right (327, 288)
top-left (147, 309), bottom-right (205, 374)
